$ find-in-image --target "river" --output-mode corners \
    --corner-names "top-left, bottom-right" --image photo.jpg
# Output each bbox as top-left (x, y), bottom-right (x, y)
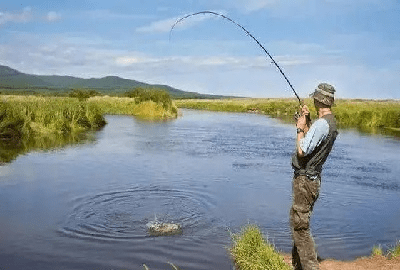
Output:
top-left (0, 109), bottom-right (399, 269)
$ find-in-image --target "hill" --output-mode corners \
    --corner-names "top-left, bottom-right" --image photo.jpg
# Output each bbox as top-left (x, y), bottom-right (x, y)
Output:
top-left (0, 65), bottom-right (225, 99)
top-left (0, 65), bottom-right (52, 88)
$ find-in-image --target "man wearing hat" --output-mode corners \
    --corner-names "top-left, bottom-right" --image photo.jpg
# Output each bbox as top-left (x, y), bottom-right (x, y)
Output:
top-left (290, 83), bottom-right (338, 270)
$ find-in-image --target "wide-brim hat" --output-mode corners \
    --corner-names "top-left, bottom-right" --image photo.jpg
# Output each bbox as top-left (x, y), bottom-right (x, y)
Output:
top-left (310, 83), bottom-right (335, 106)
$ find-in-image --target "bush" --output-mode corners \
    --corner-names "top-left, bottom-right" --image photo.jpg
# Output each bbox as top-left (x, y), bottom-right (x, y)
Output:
top-left (124, 88), bottom-right (173, 110)
top-left (69, 89), bottom-right (100, 101)
top-left (230, 225), bottom-right (290, 270)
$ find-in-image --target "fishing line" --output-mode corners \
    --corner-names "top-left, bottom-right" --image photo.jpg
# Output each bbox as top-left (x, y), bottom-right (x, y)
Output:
top-left (169, 11), bottom-right (302, 105)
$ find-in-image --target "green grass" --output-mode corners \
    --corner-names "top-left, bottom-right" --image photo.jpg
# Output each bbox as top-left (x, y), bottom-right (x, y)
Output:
top-left (372, 245), bottom-right (383, 256)
top-left (230, 225), bottom-right (291, 270)
top-left (1, 95), bottom-right (106, 137)
top-left (389, 241), bottom-right (400, 259)
top-left (372, 241), bottom-right (400, 259)
top-left (0, 93), bottom-right (178, 163)
top-left (88, 96), bottom-right (178, 120)
top-left (0, 95), bottom-right (107, 162)
top-left (334, 99), bottom-right (400, 133)
top-left (175, 98), bottom-right (400, 136)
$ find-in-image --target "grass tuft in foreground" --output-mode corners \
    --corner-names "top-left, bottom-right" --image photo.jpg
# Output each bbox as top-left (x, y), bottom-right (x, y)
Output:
top-left (372, 245), bottom-right (384, 257)
top-left (230, 225), bottom-right (290, 270)
top-left (371, 241), bottom-right (400, 259)
top-left (389, 241), bottom-right (400, 259)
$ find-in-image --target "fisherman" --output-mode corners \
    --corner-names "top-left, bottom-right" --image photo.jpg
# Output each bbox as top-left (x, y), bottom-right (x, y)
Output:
top-left (290, 83), bottom-right (338, 270)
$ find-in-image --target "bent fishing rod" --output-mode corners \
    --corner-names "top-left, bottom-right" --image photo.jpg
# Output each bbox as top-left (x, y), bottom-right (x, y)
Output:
top-left (170, 11), bottom-right (302, 105)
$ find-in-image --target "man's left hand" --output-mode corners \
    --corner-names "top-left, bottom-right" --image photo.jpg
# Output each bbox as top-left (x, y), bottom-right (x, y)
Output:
top-left (296, 105), bottom-right (309, 130)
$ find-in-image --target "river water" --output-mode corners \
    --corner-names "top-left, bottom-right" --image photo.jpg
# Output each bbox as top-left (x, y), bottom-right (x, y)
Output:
top-left (0, 109), bottom-right (399, 269)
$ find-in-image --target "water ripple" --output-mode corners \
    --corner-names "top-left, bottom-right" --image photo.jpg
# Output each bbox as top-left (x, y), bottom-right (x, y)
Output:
top-left (58, 184), bottom-right (216, 241)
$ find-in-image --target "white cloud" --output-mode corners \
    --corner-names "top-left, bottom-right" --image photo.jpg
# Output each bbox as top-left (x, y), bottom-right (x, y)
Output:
top-left (46, 11), bottom-right (61, 22)
top-left (136, 17), bottom-right (180, 33)
top-left (219, 0), bottom-right (395, 16)
top-left (234, 0), bottom-right (279, 12)
top-left (0, 7), bottom-right (33, 25)
top-left (0, 7), bottom-right (64, 25)
top-left (84, 9), bottom-right (152, 20)
top-left (136, 12), bottom-right (221, 34)
top-left (1, 30), bottom-right (398, 99)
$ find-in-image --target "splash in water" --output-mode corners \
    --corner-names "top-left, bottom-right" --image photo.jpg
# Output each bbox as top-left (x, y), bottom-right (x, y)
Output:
top-left (146, 214), bottom-right (182, 236)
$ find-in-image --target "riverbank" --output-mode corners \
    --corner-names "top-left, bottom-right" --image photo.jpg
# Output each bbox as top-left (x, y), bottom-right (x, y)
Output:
top-left (175, 98), bottom-right (400, 136)
top-left (88, 95), bottom-right (178, 120)
top-left (230, 225), bottom-right (400, 270)
top-left (283, 254), bottom-right (400, 270)
top-left (0, 94), bottom-right (178, 163)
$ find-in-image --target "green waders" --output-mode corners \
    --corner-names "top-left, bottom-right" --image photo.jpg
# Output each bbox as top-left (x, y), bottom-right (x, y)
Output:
top-left (290, 175), bottom-right (320, 270)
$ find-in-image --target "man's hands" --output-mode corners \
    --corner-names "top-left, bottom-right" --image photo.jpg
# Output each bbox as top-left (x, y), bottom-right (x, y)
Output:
top-left (296, 105), bottom-right (310, 133)
top-left (296, 105), bottom-right (310, 157)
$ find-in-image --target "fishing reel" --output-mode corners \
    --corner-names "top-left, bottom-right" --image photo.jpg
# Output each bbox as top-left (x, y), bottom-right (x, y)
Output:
top-left (294, 111), bottom-right (301, 122)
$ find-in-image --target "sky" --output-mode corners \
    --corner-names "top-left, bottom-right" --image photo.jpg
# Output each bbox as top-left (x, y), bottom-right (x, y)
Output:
top-left (0, 0), bottom-right (399, 99)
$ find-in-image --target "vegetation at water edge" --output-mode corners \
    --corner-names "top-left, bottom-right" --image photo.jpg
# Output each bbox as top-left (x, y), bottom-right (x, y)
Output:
top-left (175, 98), bottom-right (400, 136)
top-left (0, 95), bottom-right (106, 162)
top-left (88, 89), bottom-right (177, 120)
top-left (230, 225), bottom-right (291, 270)
top-left (0, 90), bottom-right (177, 163)
top-left (374, 241), bottom-right (400, 259)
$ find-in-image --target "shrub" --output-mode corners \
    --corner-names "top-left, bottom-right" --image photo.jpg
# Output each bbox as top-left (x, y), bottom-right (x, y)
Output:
top-left (69, 89), bottom-right (100, 101)
top-left (124, 88), bottom-right (173, 110)
top-left (230, 225), bottom-right (290, 270)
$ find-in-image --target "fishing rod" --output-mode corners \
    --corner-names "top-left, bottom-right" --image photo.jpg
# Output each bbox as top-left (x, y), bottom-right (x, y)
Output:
top-left (169, 11), bottom-right (302, 105)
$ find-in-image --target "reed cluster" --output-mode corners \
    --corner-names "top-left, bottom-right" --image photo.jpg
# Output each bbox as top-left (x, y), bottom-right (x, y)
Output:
top-left (175, 98), bottom-right (302, 120)
top-left (334, 99), bottom-right (400, 133)
top-left (0, 93), bottom-right (178, 163)
top-left (0, 95), bottom-right (106, 139)
top-left (230, 224), bottom-right (290, 270)
top-left (175, 98), bottom-right (400, 136)
top-left (88, 95), bottom-right (178, 120)
top-left (0, 95), bottom-right (106, 162)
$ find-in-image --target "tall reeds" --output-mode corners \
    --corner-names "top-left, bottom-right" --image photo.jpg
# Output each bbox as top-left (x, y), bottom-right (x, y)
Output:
top-left (0, 95), bottom-right (106, 162)
top-left (1, 95), bottom-right (106, 138)
top-left (0, 92), bottom-right (178, 163)
top-left (334, 99), bottom-right (400, 133)
top-left (88, 95), bottom-right (178, 120)
top-left (175, 98), bottom-right (400, 136)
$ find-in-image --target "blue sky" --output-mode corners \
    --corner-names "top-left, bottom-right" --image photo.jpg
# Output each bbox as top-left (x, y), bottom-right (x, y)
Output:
top-left (1, 0), bottom-right (399, 99)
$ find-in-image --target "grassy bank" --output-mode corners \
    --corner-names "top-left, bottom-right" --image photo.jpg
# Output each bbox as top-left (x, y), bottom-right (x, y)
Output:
top-left (175, 98), bottom-right (400, 136)
top-left (88, 96), bottom-right (178, 120)
top-left (0, 95), bottom-right (107, 162)
top-left (0, 95), bottom-right (106, 137)
top-left (230, 225), bottom-right (400, 270)
top-left (0, 93), bottom-right (177, 162)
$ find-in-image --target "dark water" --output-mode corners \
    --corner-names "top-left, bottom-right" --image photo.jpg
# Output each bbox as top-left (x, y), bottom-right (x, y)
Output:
top-left (0, 109), bottom-right (399, 269)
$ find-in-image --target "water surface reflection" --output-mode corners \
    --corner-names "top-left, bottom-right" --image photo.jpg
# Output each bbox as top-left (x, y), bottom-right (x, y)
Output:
top-left (0, 110), bottom-right (399, 269)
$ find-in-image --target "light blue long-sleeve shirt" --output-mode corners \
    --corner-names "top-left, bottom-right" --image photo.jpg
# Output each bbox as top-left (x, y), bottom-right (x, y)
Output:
top-left (299, 118), bottom-right (329, 156)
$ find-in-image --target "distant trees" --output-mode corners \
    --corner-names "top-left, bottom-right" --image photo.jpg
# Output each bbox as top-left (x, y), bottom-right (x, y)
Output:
top-left (69, 89), bottom-right (100, 101)
top-left (124, 87), bottom-right (173, 110)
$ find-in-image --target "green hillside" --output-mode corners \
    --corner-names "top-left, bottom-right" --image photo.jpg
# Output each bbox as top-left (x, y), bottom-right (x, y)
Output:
top-left (0, 65), bottom-right (227, 99)
top-left (0, 66), bottom-right (52, 88)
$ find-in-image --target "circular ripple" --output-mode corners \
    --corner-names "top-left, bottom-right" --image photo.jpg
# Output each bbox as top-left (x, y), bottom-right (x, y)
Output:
top-left (59, 184), bottom-right (215, 241)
